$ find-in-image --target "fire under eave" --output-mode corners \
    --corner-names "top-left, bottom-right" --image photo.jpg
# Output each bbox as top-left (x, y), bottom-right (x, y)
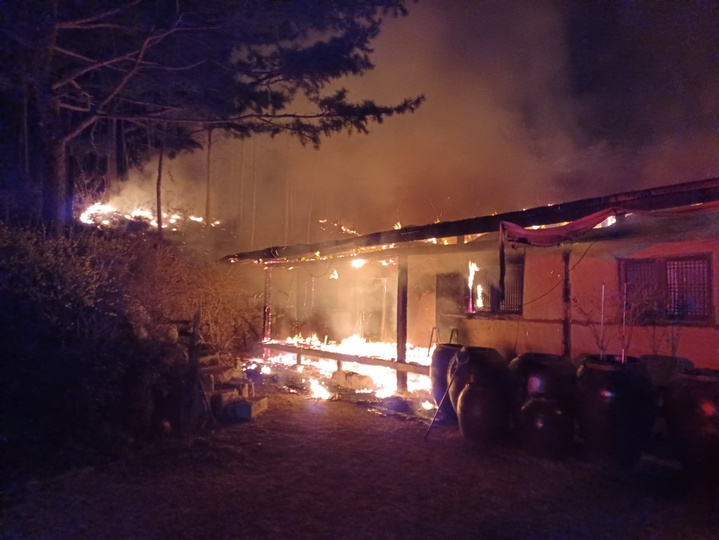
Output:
top-left (237, 177), bottom-right (719, 392)
top-left (221, 176), bottom-right (719, 266)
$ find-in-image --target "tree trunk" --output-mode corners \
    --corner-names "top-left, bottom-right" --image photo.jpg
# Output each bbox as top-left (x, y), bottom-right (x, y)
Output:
top-left (237, 139), bottom-right (245, 237)
top-left (205, 128), bottom-right (213, 230)
top-left (156, 144), bottom-right (164, 242)
top-left (34, 13), bottom-right (70, 233)
top-left (107, 119), bottom-right (118, 182)
top-left (250, 138), bottom-right (257, 249)
top-left (306, 174), bottom-right (316, 243)
top-left (41, 134), bottom-right (71, 233)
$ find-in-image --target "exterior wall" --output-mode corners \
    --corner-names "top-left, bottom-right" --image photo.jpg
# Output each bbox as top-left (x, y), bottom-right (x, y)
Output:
top-left (461, 251), bottom-right (565, 361)
top-left (461, 318), bottom-right (565, 361)
top-left (569, 242), bottom-right (622, 358)
top-left (271, 228), bottom-right (719, 369)
top-left (456, 236), bottom-right (719, 369)
top-left (572, 239), bottom-right (719, 368)
top-left (408, 252), bottom-right (466, 347)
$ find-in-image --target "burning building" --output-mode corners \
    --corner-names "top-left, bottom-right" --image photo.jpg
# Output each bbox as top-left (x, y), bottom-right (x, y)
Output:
top-left (224, 176), bottom-right (719, 398)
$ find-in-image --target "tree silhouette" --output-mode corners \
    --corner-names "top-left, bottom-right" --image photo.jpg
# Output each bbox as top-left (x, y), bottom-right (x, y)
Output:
top-left (0, 0), bottom-right (423, 231)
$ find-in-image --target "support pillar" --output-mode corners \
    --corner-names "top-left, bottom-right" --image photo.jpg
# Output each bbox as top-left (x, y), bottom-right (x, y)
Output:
top-left (396, 254), bottom-right (408, 393)
top-left (562, 250), bottom-right (572, 358)
top-left (263, 267), bottom-right (272, 342)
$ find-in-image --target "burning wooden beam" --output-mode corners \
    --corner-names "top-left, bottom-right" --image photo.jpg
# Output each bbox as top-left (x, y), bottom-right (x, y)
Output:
top-left (260, 342), bottom-right (430, 376)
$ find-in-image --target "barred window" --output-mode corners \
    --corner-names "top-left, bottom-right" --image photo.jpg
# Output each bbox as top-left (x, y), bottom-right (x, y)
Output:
top-left (436, 259), bottom-right (524, 320)
top-left (470, 260), bottom-right (524, 316)
top-left (620, 254), bottom-right (713, 324)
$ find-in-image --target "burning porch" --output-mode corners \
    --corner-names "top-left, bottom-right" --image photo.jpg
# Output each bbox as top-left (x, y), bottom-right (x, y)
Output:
top-left (224, 176), bottom-right (719, 404)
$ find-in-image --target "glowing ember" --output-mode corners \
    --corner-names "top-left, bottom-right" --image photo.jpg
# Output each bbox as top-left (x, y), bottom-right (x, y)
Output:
top-left (80, 202), bottom-right (117, 224)
top-left (351, 258), bottom-right (366, 268)
top-left (310, 379), bottom-right (332, 400)
top-left (78, 202), bottom-right (221, 230)
top-left (594, 215), bottom-right (617, 228)
top-left (318, 219), bottom-right (360, 237)
top-left (131, 208), bottom-right (154, 220)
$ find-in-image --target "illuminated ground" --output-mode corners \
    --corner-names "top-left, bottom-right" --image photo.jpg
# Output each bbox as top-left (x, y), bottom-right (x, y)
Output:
top-left (3, 384), bottom-right (718, 539)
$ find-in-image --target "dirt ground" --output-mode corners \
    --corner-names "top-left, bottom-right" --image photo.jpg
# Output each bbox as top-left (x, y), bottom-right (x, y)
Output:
top-left (2, 383), bottom-right (719, 540)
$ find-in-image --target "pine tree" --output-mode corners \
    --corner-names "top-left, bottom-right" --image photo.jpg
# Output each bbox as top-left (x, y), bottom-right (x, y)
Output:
top-left (0, 0), bottom-right (423, 231)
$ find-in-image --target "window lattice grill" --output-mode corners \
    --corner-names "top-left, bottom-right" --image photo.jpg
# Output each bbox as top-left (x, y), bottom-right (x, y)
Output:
top-left (500, 265), bottom-right (524, 313)
top-left (473, 261), bottom-right (523, 315)
top-left (621, 255), bottom-right (713, 324)
top-left (666, 259), bottom-right (711, 319)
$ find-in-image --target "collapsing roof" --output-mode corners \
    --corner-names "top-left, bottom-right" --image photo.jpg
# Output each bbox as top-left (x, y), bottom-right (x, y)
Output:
top-left (223, 177), bottom-right (719, 266)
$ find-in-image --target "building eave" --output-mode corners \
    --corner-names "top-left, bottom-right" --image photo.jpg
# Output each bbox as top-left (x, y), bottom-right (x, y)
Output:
top-left (222, 176), bottom-right (719, 266)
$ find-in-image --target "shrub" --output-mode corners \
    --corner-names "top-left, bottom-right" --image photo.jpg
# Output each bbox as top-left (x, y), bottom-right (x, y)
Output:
top-left (0, 222), bottom-right (261, 478)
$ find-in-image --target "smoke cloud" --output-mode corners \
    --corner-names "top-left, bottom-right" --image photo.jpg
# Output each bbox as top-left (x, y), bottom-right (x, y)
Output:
top-left (105, 0), bottom-right (719, 253)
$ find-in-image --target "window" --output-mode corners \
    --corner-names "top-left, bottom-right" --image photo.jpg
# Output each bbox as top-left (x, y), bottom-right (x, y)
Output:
top-left (620, 254), bottom-right (713, 324)
top-left (469, 262), bottom-right (524, 315)
top-left (436, 258), bottom-right (524, 319)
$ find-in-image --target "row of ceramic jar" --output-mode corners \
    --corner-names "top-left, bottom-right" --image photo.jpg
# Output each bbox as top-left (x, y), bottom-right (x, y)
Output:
top-left (429, 344), bottom-right (719, 475)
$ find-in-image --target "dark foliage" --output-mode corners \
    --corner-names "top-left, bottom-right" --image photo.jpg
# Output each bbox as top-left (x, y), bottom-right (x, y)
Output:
top-left (0, 222), bottom-right (261, 479)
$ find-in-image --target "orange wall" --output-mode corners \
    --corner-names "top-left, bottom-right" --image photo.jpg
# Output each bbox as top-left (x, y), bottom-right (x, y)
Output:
top-left (443, 238), bottom-right (719, 369)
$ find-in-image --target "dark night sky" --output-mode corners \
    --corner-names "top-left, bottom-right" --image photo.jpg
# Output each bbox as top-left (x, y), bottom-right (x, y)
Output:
top-left (107, 0), bottom-right (719, 250)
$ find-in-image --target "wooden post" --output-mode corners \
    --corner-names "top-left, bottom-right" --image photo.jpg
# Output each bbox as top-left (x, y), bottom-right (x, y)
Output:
top-left (396, 254), bottom-right (409, 393)
top-left (155, 143), bottom-right (164, 242)
top-left (263, 267), bottom-right (272, 342)
top-left (562, 250), bottom-right (572, 358)
top-left (204, 128), bottom-right (212, 230)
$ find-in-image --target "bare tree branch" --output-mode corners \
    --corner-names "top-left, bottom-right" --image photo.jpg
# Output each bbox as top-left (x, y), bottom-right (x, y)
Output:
top-left (55, 0), bottom-right (147, 30)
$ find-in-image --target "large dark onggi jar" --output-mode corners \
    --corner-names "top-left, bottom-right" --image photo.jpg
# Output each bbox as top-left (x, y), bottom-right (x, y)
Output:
top-left (449, 346), bottom-right (510, 445)
top-left (663, 368), bottom-right (719, 480)
top-left (519, 396), bottom-right (575, 459)
top-left (429, 343), bottom-right (463, 421)
top-left (447, 346), bottom-right (508, 414)
top-left (457, 378), bottom-right (511, 446)
top-left (508, 353), bottom-right (576, 430)
top-left (574, 355), bottom-right (657, 466)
